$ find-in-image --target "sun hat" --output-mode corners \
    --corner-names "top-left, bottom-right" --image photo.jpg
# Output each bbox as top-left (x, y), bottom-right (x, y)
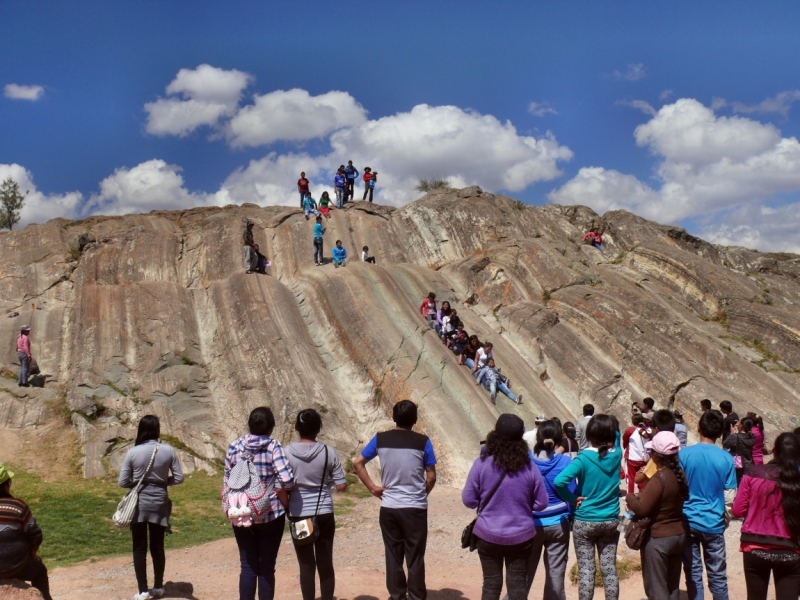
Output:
top-left (495, 414), bottom-right (525, 441)
top-left (0, 465), bottom-right (14, 485)
top-left (534, 414), bottom-right (547, 424)
top-left (20, 325), bottom-right (31, 332)
top-left (649, 431), bottom-right (680, 456)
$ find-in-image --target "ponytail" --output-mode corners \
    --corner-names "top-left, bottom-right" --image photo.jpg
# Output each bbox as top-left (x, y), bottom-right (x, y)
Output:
top-left (534, 420), bottom-right (560, 456)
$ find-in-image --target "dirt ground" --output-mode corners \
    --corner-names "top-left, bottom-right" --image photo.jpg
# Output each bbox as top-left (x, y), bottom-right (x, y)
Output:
top-left (40, 486), bottom-right (752, 600)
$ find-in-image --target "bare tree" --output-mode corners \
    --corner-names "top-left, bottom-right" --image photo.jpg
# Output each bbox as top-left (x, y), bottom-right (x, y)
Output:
top-left (0, 178), bottom-right (28, 230)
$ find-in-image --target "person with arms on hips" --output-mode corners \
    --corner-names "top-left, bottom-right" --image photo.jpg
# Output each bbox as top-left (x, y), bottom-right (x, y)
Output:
top-left (0, 466), bottom-right (53, 600)
top-left (297, 172), bottom-right (310, 207)
top-left (555, 414), bottom-right (623, 600)
top-left (575, 404), bottom-right (594, 451)
top-left (118, 415), bottom-right (185, 600)
top-left (679, 409), bottom-right (737, 600)
top-left (732, 432), bottom-right (800, 600)
top-left (243, 220), bottom-right (258, 274)
top-left (344, 161), bottom-right (359, 201)
top-left (353, 400), bottom-right (436, 600)
top-left (16, 325), bottom-right (32, 387)
top-left (285, 409), bottom-right (347, 600)
top-left (224, 407), bottom-right (295, 600)
top-left (625, 431), bottom-right (688, 600)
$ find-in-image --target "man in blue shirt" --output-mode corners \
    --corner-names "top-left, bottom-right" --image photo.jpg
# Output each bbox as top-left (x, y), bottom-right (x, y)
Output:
top-left (679, 410), bottom-right (737, 600)
top-left (354, 400), bottom-right (437, 600)
top-left (344, 161), bottom-right (359, 202)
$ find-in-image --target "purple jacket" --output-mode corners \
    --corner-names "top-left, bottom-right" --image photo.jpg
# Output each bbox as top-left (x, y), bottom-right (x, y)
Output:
top-left (462, 454), bottom-right (549, 545)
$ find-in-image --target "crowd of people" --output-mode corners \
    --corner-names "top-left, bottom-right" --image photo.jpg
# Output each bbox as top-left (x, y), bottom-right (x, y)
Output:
top-left (4, 375), bottom-right (800, 600)
top-left (419, 292), bottom-right (522, 405)
top-left (298, 162), bottom-right (377, 209)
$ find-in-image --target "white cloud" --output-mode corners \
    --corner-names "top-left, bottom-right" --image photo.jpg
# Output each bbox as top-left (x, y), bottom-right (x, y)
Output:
top-left (659, 89), bottom-right (674, 101)
top-left (0, 164), bottom-right (81, 227)
top-left (618, 99), bottom-right (657, 117)
top-left (548, 166), bottom-right (660, 215)
top-left (528, 101), bottom-right (557, 117)
top-left (700, 202), bottom-right (800, 253)
top-left (612, 63), bottom-right (646, 81)
top-left (731, 90), bottom-right (800, 118)
top-left (82, 159), bottom-right (209, 216)
top-left (144, 65), bottom-right (252, 137)
top-left (225, 89), bottom-right (367, 147)
top-left (4, 84), bottom-right (44, 101)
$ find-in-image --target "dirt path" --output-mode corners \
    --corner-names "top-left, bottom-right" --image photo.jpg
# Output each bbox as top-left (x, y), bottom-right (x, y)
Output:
top-left (47, 486), bottom-right (747, 600)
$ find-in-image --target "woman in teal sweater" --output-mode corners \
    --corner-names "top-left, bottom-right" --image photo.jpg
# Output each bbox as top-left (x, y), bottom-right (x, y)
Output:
top-left (554, 414), bottom-right (622, 600)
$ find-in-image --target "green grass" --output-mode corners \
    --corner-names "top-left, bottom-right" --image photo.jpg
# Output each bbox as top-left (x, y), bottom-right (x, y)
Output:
top-left (9, 469), bottom-right (229, 568)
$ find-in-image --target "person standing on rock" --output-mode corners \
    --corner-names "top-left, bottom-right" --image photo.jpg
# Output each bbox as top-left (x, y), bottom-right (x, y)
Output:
top-left (243, 221), bottom-right (258, 274)
top-left (462, 414), bottom-right (549, 600)
top-left (314, 216), bottom-right (325, 267)
top-left (418, 292), bottom-right (437, 328)
top-left (225, 407), bottom-right (295, 600)
top-left (297, 172), bottom-right (310, 207)
top-left (344, 161), bottom-right (359, 202)
top-left (353, 400), bottom-right (437, 600)
top-left (0, 466), bottom-right (53, 600)
top-left (334, 168), bottom-right (346, 208)
top-left (286, 409), bottom-right (347, 600)
top-left (16, 325), bottom-right (31, 387)
top-left (575, 404), bottom-right (594, 451)
top-left (118, 415), bottom-right (185, 600)
top-left (679, 410), bottom-right (737, 600)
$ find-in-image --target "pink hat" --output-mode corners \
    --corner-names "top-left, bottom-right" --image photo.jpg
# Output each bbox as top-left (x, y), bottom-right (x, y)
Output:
top-left (648, 431), bottom-right (680, 455)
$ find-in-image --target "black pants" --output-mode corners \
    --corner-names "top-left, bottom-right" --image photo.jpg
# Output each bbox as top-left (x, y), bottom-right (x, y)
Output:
top-left (346, 179), bottom-right (355, 200)
top-left (363, 186), bottom-right (374, 202)
top-left (290, 513), bottom-right (336, 600)
top-left (15, 558), bottom-right (53, 600)
top-left (379, 507), bottom-right (428, 600)
top-left (365, 256), bottom-right (376, 264)
top-left (476, 537), bottom-right (533, 600)
top-left (314, 238), bottom-right (323, 265)
top-left (131, 521), bottom-right (166, 593)
top-left (743, 551), bottom-right (800, 600)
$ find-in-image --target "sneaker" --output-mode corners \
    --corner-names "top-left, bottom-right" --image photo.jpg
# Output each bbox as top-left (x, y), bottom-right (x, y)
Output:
top-left (516, 394), bottom-right (523, 405)
top-left (134, 592), bottom-right (152, 600)
top-left (490, 392), bottom-right (497, 404)
top-left (18, 383), bottom-right (30, 387)
top-left (246, 270), bottom-right (252, 274)
top-left (150, 589), bottom-right (165, 599)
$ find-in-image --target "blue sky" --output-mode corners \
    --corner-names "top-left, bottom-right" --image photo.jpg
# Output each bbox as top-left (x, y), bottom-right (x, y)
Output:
top-left (2, 1), bottom-right (800, 251)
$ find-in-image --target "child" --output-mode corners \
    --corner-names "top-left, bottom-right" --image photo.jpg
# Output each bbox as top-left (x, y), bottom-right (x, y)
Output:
top-left (450, 323), bottom-right (469, 354)
top-left (318, 191), bottom-right (333, 219)
top-left (362, 246), bottom-right (377, 264)
top-left (440, 309), bottom-right (458, 343)
top-left (475, 358), bottom-right (521, 405)
top-left (368, 171), bottom-right (377, 203)
top-left (313, 216), bottom-right (325, 266)
top-left (332, 240), bottom-right (347, 268)
top-left (303, 193), bottom-right (319, 220)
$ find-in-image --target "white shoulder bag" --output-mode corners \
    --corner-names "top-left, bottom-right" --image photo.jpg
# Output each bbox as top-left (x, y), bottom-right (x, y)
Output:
top-left (113, 443), bottom-right (160, 528)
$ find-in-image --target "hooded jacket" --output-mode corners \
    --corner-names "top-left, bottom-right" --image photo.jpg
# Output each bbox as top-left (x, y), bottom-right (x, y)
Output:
top-left (724, 431), bottom-right (756, 469)
top-left (554, 446), bottom-right (622, 522)
top-left (285, 442), bottom-right (347, 518)
top-left (532, 451), bottom-right (575, 527)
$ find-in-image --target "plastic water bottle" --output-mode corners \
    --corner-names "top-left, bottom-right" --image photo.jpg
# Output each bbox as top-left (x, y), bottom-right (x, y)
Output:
top-left (618, 510), bottom-right (634, 532)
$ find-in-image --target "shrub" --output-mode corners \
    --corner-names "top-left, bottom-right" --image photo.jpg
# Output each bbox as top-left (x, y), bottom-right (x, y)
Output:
top-left (415, 178), bottom-right (451, 193)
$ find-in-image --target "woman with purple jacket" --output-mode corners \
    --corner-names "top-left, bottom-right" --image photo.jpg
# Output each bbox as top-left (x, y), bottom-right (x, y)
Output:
top-left (462, 414), bottom-right (549, 600)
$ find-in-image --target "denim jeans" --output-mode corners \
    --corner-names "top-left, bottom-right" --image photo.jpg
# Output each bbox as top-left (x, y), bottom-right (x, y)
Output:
top-left (335, 188), bottom-right (344, 208)
top-left (683, 527), bottom-right (729, 600)
top-left (489, 380), bottom-right (517, 403)
top-left (476, 537), bottom-right (532, 600)
top-left (527, 521), bottom-right (570, 600)
top-left (463, 357), bottom-right (475, 370)
top-left (233, 515), bottom-right (286, 600)
top-left (314, 238), bottom-right (323, 265)
top-left (299, 192), bottom-right (306, 207)
top-left (17, 351), bottom-right (29, 385)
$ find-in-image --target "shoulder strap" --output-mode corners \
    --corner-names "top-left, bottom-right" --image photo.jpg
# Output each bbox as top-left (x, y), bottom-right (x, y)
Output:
top-left (477, 470), bottom-right (507, 516)
top-left (134, 443), bottom-right (159, 493)
top-left (314, 445), bottom-right (329, 516)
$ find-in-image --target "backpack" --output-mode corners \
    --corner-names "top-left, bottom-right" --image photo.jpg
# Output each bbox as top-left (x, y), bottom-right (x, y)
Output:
top-left (222, 451), bottom-right (275, 527)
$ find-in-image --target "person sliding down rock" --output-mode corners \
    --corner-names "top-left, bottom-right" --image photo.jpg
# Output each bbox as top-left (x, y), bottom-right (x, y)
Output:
top-left (475, 358), bottom-right (521, 405)
top-left (303, 193), bottom-right (319, 220)
top-left (243, 220), bottom-right (258, 274)
top-left (582, 228), bottom-right (604, 253)
top-left (332, 240), bottom-right (347, 268)
top-left (419, 292), bottom-right (437, 328)
top-left (253, 244), bottom-right (272, 274)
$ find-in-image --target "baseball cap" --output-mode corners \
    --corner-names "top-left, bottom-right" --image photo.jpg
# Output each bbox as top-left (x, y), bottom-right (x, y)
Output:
top-left (534, 414), bottom-right (546, 424)
top-left (0, 465), bottom-right (14, 485)
top-left (649, 431), bottom-right (680, 455)
top-left (495, 414), bottom-right (525, 441)
top-left (20, 325), bottom-right (30, 332)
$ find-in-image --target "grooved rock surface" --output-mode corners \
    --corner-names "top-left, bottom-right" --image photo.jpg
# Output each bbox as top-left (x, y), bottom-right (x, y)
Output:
top-left (1, 189), bottom-right (799, 483)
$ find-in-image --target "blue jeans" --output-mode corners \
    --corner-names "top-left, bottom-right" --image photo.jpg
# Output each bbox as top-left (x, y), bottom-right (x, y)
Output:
top-left (683, 527), bottom-right (728, 600)
top-left (18, 351), bottom-right (29, 385)
top-left (335, 187), bottom-right (344, 208)
top-left (333, 258), bottom-right (346, 266)
top-left (463, 358), bottom-right (475, 370)
top-left (233, 515), bottom-right (286, 600)
top-left (299, 192), bottom-right (306, 207)
top-left (490, 380), bottom-right (517, 403)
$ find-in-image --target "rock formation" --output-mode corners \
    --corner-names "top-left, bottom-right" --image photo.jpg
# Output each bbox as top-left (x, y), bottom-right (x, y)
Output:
top-left (1, 188), bottom-right (798, 483)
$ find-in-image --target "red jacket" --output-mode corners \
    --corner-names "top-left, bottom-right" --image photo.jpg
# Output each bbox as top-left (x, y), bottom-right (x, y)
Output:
top-left (419, 298), bottom-right (436, 317)
top-left (363, 173), bottom-right (372, 183)
top-left (732, 464), bottom-right (798, 550)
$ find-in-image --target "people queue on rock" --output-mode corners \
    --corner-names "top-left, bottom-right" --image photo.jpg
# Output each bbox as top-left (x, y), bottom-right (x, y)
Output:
top-left (299, 162), bottom-right (377, 209)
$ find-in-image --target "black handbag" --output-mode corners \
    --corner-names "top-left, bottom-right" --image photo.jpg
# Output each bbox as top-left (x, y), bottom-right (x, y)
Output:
top-left (290, 445), bottom-right (328, 546)
top-left (461, 471), bottom-right (507, 551)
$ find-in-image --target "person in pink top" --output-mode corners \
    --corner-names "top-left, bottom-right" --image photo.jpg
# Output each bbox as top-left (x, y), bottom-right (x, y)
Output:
top-left (748, 412), bottom-right (769, 465)
top-left (732, 432), bottom-right (800, 600)
top-left (16, 325), bottom-right (31, 388)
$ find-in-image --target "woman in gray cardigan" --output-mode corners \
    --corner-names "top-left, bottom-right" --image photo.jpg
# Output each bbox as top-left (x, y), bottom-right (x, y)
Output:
top-left (119, 415), bottom-right (184, 600)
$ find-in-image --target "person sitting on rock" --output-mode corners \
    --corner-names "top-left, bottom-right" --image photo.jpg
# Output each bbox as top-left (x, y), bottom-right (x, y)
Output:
top-left (459, 336), bottom-right (482, 369)
top-left (332, 240), bottom-right (348, 268)
top-left (419, 292), bottom-right (437, 328)
top-left (318, 192), bottom-right (333, 220)
top-left (582, 228), bottom-right (604, 253)
top-left (243, 220), bottom-right (258, 274)
top-left (253, 244), bottom-right (271, 274)
top-left (472, 342), bottom-right (494, 378)
top-left (440, 309), bottom-right (459, 343)
top-left (0, 466), bottom-right (53, 600)
top-left (449, 323), bottom-right (469, 355)
top-left (443, 313), bottom-right (462, 347)
top-left (475, 359), bottom-right (521, 405)
top-left (362, 246), bottom-right (377, 264)
top-left (433, 301), bottom-right (451, 336)
top-left (303, 193), bottom-right (319, 220)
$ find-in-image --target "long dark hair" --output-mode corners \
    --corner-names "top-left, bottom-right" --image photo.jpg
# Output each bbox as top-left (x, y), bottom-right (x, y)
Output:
top-left (773, 432), bottom-right (800, 543)
top-left (652, 451), bottom-right (689, 501)
top-left (534, 419), bottom-right (560, 455)
top-left (483, 430), bottom-right (530, 473)
top-left (741, 417), bottom-right (754, 434)
top-left (586, 414), bottom-right (616, 458)
top-left (440, 301), bottom-right (451, 315)
top-left (135, 415), bottom-right (160, 446)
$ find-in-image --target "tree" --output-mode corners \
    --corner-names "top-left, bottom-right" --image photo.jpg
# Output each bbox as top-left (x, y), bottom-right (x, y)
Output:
top-left (0, 177), bottom-right (28, 230)
top-left (414, 178), bottom-right (451, 193)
